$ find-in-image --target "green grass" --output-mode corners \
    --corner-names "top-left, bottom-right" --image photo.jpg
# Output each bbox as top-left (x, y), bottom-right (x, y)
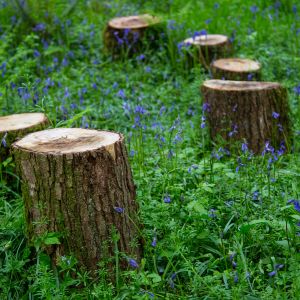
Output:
top-left (0, 0), bottom-right (300, 299)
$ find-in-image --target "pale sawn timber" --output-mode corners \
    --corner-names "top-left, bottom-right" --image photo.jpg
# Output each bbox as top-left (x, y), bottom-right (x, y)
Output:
top-left (104, 14), bottom-right (161, 55)
top-left (211, 58), bottom-right (261, 80)
top-left (0, 112), bottom-right (48, 163)
top-left (183, 34), bottom-right (231, 68)
top-left (201, 80), bottom-right (291, 153)
top-left (12, 128), bottom-right (142, 272)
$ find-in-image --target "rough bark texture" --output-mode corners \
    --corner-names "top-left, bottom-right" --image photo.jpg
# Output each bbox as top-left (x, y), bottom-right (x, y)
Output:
top-left (211, 58), bottom-right (261, 81)
top-left (201, 80), bottom-right (291, 153)
top-left (103, 15), bottom-right (161, 57)
top-left (0, 113), bottom-right (48, 164)
top-left (184, 35), bottom-right (231, 69)
top-left (12, 129), bottom-right (142, 273)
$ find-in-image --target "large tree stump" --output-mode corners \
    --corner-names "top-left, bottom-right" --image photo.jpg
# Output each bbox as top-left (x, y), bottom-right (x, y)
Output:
top-left (201, 80), bottom-right (291, 153)
top-left (12, 128), bottom-right (142, 272)
top-left (183, 34), bottom-right (231, 68)
top-left (211, 58), bottom-right (261, 81)
top-left (104, 14), bottom-right (161, 56)
top-left (0, 113), bottom-right (48, 162)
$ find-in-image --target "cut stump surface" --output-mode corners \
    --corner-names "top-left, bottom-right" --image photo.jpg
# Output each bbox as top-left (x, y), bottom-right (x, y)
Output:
top-left (104, 14), bottom-right (161, 56)
top-left (183, 34), bottom-right (231, 67)
top-left (201, 80), bottom-right (291, 153)
top-left (0, 112), bottom-right (48, 163)
top-left (211, 58), bottom-right (261, 80)
top-left (13, 128), bottom-right (142, 273)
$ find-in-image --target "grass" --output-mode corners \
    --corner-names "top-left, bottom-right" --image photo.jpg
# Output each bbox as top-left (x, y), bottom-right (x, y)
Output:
top-left (0, 0), bottom-right (300, 299)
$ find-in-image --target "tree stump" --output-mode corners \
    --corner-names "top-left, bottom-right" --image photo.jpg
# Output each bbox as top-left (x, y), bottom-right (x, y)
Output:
top-left (211, 58), bottom-right (261, 80)
top-left (0, 112), bottom-right (48, 172)
top-left (183, 34), bottom-right (231, 68)
top-left (12, 128), bottom-right (142, 272)
top-left (104, 14), bottom-right (161, 56)
top-left (201, 80), bottom-right (291, 153)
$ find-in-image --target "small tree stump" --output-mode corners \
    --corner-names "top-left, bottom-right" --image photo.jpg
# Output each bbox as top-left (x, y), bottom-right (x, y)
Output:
top-left (0, 112), bottom-right (48, 163)
top-left (211, 58), bottom-right (261, 80)
top-left (104, 14), bottom-right (161, 56)
top-left (183, 34), bottom-right (231, 68)
top-left (201, 80), bottom-right (291, 153)
top-left (12, 128), bottom-right (142, 272)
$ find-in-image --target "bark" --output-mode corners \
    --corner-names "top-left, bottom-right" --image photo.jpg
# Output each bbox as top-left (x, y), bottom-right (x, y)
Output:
top-left (201, 80), bottom-right (291, 153)
top-left (211, 58), bottom-right (261, 81)
top-left (184, 34), bottom-right (231, 69)
top-left (12, 128), bottom-right (142, 273)
top-left (103, 14), bottom-right (161, 57)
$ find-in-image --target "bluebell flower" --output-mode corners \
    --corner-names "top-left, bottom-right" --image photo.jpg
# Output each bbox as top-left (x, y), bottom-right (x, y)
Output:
top-left (135, 105), bottom-right (146, 115)
top-left (214, 3), bottom-right (220, 9)
top-left (252, 190), bottom-right (259, 201)
top-left (151, 237), bottom-right (157, 247)
top-left (1, 132), bottom-right (7, 147)
top-left (272, 111), bottom-right (280, 119)
top-left (33, 50), bottom-right (40, 57)
top-left (247, 73), bottom-right (254, 81)
top-left (145, 66), bottom-right (151, 73)
top-left (275, 264), bottom-right (284, 270)
top-left (209, 209), bottom-right (217, 218)
top-left (287, 200), bottom-right (300, 213)
top-left (128, 258), bottom-right (139, 269)
top-left (117, 89), bottom-right (125, 98)
top-left (114, 207), bottom-right (124, 213)
top-left (268, 270), bottom-right (276, 277)
top-left (262, 141), bottom-right (274, 156)
top-left (228, 124), bottom-right (238, 137)
top-left (202, 102), bottom-right (210, 112)
top-left (64, 87), bottom-right (70, 98)
top-left (164, 194), bottom-right (171, 203)
top-left (169, 272), bottom-right (176, 288)
top-left (168, 150), bottom-right (174, 159)
top-left (137, 54), bottom-right (145, 61)
top-left (250, 5), bottom-right (258, 14)
top-left (167, 20), bottom-right (176, 30)
top-left (234, 272), bottom-right (239, 283)
top-left (293, 84), bottom-right (300, 96)
top-left (241, 142), bottom-right (248, 153)
top-left (33, 23), bottom-right (46, 31)
top-left (62, 57), bottom-right (68, 67)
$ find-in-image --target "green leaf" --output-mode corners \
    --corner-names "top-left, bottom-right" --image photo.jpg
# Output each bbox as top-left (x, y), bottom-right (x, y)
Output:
top-left (187, 201), bottom-right (207, 215)
top-left (148, 273), bottom-right (162, 283)
top-left (44, 232), bottom-right (61, 245)
top-left (239, 219), bottom-right (271, 234)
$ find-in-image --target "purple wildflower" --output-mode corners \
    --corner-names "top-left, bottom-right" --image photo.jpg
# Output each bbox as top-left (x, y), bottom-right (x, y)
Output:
top-left (294, 84), bottom-right (300, 96)
top-left (268, 270), bottom-right (276, 277)
top-left (151, 237), bottom-right (157, 247)
top-left (117, 89), bottom-right (125, 98)
top-left (33, 23), bottom-right (46, 32)
top-left (288, 199), bottom-right (300, 213)
top-left (241, 142), bottom-right (248, 153)
top-left (128, 258), bottom-right (139, 269)
top-left (209, 209), bottom-right (217, 218)
top-left (234, 272), bottom-right (239, 283)
top-left (1, 132), bottom-right (7, 147)
top-left (202, 102), bottom-right (210, 112)
top-left (164, 194), bottom-right (171, 203)
top-left (250, 5), bottom-right (259, 14)
top-left (272, 112), bottom-right (280, 119)
top-left (114, 207), bottom-right (124, 213)
top-left (228, 124), bottom-right (238, 137)
top-left (247, 73), bottom-right (254, 81)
